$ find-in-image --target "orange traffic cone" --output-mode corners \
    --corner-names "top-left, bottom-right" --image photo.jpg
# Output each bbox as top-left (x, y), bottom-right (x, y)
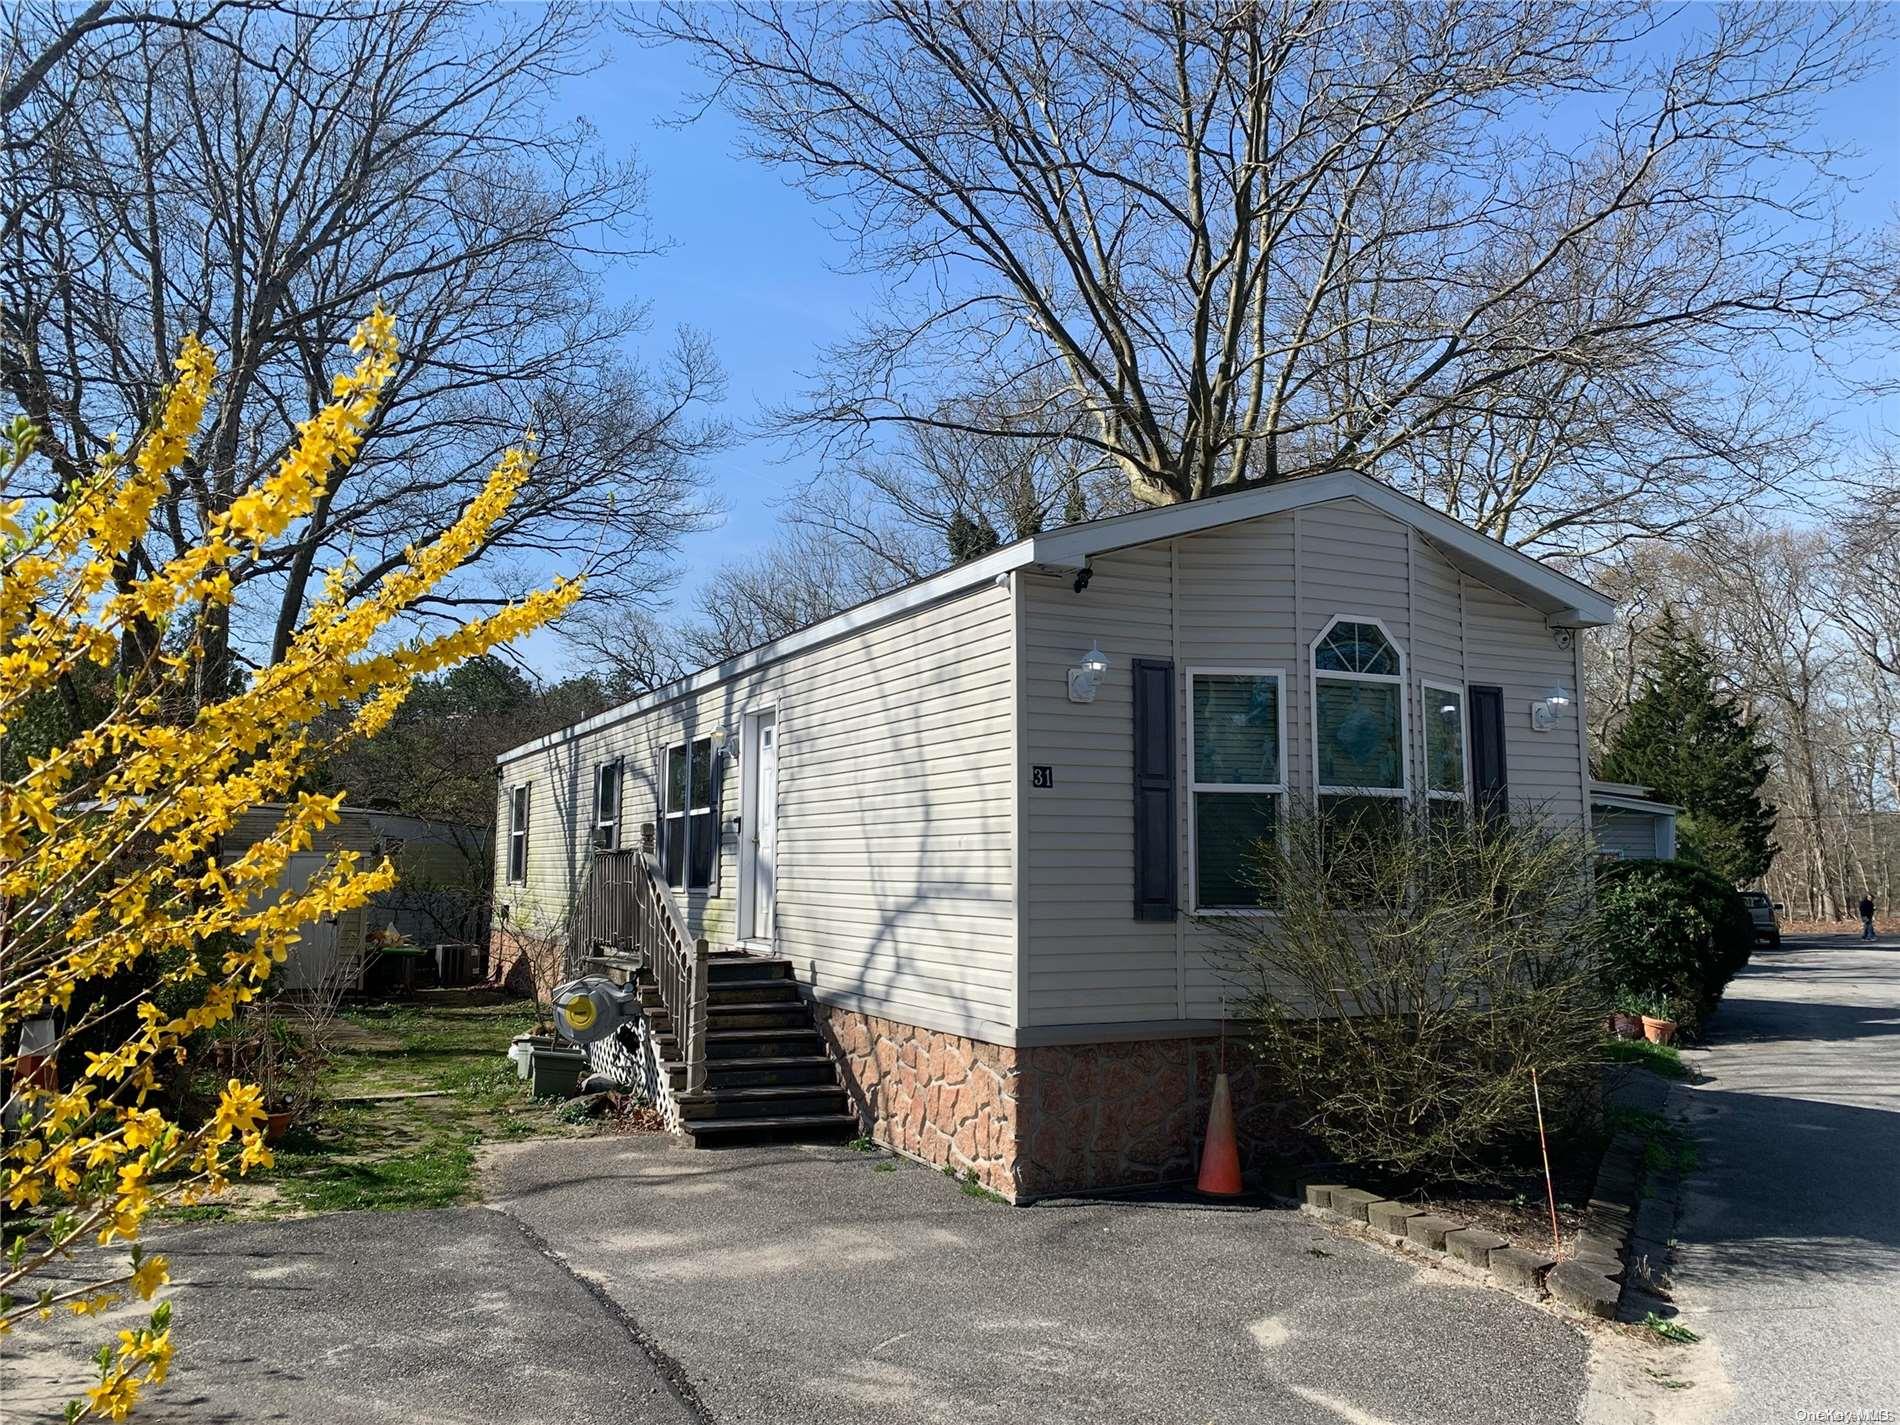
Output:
top-left (1196, 1071), bottom-right (1244, 1196)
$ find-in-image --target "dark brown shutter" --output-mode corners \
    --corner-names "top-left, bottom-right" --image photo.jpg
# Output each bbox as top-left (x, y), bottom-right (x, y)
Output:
top-left (1132, 657), bottom-right (1177, 921)
top-left (1468, 684), bottom-right (1509, 819)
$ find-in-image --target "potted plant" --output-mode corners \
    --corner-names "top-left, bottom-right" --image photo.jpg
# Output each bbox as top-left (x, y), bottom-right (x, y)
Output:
top-left (1609, 990), bottom-right (1645, 1040)
top-left (528, 1040), bottom-right (589, 1098)
top-left (1635, 991), bottom-right (1682, 1046)
top-left (508, 928), bottom-right (568, 1077)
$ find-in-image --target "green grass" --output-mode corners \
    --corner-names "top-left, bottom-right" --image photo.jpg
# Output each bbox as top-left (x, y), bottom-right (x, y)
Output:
top-left (274, 1136), bottom-right (477, 1213)
top-left (237, 998), bottom-right (590, 1217)
top-left (1642, 1311), bottom-right (1701, 1344)
top-left (159, 1204), bottom-right (233, 1225)
top-left (1604, 1035), bottom-right (1691, 1080)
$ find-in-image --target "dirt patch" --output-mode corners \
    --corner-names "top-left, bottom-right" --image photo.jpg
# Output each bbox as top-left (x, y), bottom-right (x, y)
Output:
top-left (1415, 1190), bottom-right (1581, 1259)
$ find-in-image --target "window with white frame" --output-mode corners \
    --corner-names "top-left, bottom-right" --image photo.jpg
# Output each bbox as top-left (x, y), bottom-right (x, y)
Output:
top-left (1188, 669), bottom-right (1284, 911)
top-left (1422, 681), bottom-right (1468, 801)
top-left (1312, 618), bottom-right (1407, 797)
top-left (661, 738), bottom-right (716, 889)
top-left (506, 783), bottom-right (529, 883)
top-left (592, 759), bottom-right (622, 851)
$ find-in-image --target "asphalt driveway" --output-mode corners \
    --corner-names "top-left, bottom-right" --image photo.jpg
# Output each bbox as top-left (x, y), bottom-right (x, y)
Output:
top-left (484, 1135), bottom-right (1588, 1425)
top-left (1658, 930), bottom-right (1900, 1423)
top-left (5, 1135), bottom-right (1591, 1424)
top-left (0, 1207), bottom-right (701, 1425)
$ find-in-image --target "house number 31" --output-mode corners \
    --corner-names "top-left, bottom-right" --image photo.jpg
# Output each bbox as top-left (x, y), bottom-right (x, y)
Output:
top-left (1031, 765), bottom-right (1054, 788)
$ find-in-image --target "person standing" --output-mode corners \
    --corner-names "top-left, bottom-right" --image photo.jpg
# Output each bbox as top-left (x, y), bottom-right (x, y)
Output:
top-left (1861, 893), bottom-right (1878, 941)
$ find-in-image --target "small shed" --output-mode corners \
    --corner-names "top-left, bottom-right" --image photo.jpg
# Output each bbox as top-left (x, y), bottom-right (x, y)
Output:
top-left (226, 805), bottom-right (488, 993)
top-left (1590, 780), bottom-right (1679, 861)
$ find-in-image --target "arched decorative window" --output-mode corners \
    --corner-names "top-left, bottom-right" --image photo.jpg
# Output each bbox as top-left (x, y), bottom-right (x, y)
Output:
top-left (1311, 617), bottom-right (1408, 798)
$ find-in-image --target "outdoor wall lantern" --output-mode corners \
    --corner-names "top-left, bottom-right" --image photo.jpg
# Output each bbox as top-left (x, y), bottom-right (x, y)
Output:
top-left (1530, 683), bottom-right (1573, 733)
top-left (1068, 642), bottom-right (1111, 704)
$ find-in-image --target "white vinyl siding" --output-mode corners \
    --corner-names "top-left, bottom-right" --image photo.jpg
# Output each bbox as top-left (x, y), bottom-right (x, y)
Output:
top-left (496, 581), bottom-right (1018, 1039)
top-left (1019, 496), bottom-right (1592, 1028)
top-left (500, 491), bottom-right (1595, 1041)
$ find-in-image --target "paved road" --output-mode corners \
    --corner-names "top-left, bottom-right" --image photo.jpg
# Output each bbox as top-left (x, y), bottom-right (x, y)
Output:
top-left (1663, 931), bottom-right (1900, 1423)
top-left (485, 1135), bottom-right (1588, 1425)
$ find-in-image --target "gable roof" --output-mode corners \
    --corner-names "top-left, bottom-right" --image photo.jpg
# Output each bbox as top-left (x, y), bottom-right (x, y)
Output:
top-left (500, 468), bottom-right (1614, 763)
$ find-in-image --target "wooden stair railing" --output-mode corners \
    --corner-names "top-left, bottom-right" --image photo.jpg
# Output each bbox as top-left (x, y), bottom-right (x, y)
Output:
top-left (572, 847), bottom-right (709, 1094)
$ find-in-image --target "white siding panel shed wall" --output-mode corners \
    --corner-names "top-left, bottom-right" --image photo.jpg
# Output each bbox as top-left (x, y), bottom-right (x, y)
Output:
top-left (497, 581), bottom-right (1019, 1039)
top-left (1594, 809), bottom-right (1666, 860)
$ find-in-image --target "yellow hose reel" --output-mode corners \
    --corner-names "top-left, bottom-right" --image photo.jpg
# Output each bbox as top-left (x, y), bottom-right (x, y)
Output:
top-left (550, 976), bottom-right (638, 1046)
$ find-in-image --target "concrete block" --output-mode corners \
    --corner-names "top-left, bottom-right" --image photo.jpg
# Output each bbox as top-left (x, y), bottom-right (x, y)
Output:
top-left (1367, 1200), bottom-right (1424, 1237)
top-left (1591, 1168), bottom-right (1639, 1204)
top-left (1548, 1260), bottom-right (1620, 1319)
top-left (1328, 1187), bottom-right (1382, 1223)
top-left (1633, 1194), bottom-right (1675, 1245)
top-left (1446, 1227), bottom-right (1508, 1268)
top-left (1573, 1231), bottom-right (1625, 1270)
top-left (1585, 1197), bottom-right (1635, 1225)
top-left (1405, 1214), bottom-right (1463, 1252)
top-left (1489, 1246), bottom-right (1556, 1293)
top-left (1304, 1183), bottom-right (1347, 1212)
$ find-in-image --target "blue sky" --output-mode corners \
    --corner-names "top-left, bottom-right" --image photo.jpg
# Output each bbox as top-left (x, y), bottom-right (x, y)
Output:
top-left (518, 17), bottom-right (1899, 679)
top-left (551, 51), bottom-right (872, 606)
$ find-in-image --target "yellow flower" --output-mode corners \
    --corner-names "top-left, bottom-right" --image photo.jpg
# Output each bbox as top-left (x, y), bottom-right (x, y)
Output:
top-left (1, 309), bottom-right (573, 1394)
top-left (131, 1254), bottom-right (169, 1300)
top-left (85, 1371), bottom-right (140, 1421)
top-left (212, 1080), bottom-right (266, 1140)
top-left (238, 1134), bottom-right (274, 1174)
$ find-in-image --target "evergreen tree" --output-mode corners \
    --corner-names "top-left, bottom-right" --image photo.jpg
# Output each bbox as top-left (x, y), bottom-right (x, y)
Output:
top-left (946, 509), bottom-right (1002, 564)
top-left (1599, 610), bottom-right (1778, 884)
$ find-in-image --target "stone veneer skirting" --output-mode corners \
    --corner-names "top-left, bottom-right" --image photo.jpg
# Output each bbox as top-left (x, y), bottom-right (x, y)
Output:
top-left (821, 1006), bottom-right (1295, 1202)
top-left (822, 1008), bottom-right (1023, 1197)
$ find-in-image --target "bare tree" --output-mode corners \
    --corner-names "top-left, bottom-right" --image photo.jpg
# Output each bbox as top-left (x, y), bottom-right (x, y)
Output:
top-left (1586, 515), bottom-right (1900, 921)
top-left (2, 1), bottom-right (724, 695)
top-left (565, 522), bottom-right (907, 688)
top-left (784, 391), bottom-right (1134, 589)
top-left (641, 1), bottom-right (1892, 554)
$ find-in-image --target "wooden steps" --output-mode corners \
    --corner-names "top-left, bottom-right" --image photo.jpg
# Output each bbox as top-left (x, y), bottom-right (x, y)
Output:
top-left (642, 952), bottom-right (857, 1146)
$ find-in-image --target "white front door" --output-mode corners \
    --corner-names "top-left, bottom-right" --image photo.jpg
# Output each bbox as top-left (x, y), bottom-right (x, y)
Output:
top-left (744, 711), bottom-right (778, 943)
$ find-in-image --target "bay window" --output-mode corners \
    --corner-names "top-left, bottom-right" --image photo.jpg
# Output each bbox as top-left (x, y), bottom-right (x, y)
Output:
top-left (1188, 669), bottom-right (1284, 911)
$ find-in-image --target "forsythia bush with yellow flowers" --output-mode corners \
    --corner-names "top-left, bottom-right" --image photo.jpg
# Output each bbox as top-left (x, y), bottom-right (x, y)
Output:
top-left (0, 309), bottom-right (579, 1420)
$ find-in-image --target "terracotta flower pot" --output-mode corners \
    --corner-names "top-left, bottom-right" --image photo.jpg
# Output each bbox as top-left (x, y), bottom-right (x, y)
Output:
top-left (1609, 1011), bottom-right (1643, 1040)
top-left (1640, 1015), bottom-right (1678, 1046)
top-left (265, 1109), bottom-right (293, 1142)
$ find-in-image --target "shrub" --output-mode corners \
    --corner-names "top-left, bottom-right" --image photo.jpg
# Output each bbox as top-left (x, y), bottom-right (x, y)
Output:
top-left (1596, 859), bottom-right (1753, 1021)
top-left (1220, 800), bottom-right (1606, 1179)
